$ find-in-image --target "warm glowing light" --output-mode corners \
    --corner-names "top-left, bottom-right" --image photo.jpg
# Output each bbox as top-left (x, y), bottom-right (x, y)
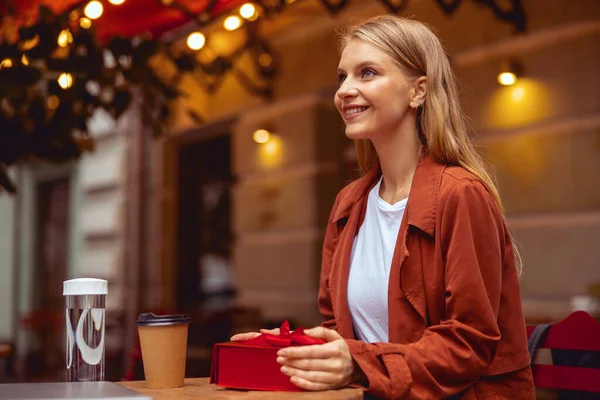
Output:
top-left (0, 59), bottom-right (12, 68)
top-left (47, 95), bottom-right (60, 109)
top-left (108, 0), bottom-right (126, 4)
top-left (57, 30), bottom-right (73, 47)
top-left (80, 18), bottom-right (92, 29)
top-left (258, 53), bottom-right (272, 67)
top-left (498, 72), bottom-right (516, 86)
top-left (84, 1), bottom-right (103, 20)
top-left (258, 135), bottom-right (283, 168)
top-left (69, 10), bottom-right (80, 21)
top-left (20, 35), bottom-right (39, 51)
top-left (187, 32), bottom-right (206, 50)
top-left (511, 86), bottom-right (525, 101)
top-left (58, 72), bottom-right (74, 89)
top-left (240, 3), bottom-right (256, 19)
top-left (21, 55), bottom-right (29, 66)
top-left (487, 79), bottom-right (552, 128)
top-left (161, 0), bottom-right (173, 5)
top-left (253, 129), bottom-right (271, 144)
top-left (264, 140), bottom-right (277, 155)
top-left (224, 16), bottom-right (242, 31)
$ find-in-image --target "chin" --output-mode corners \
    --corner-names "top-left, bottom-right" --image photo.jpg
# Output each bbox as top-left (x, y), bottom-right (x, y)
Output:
top-left (344, 127), bottom-right (372, 141)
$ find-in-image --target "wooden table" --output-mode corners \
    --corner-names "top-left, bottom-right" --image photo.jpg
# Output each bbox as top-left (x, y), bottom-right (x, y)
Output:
top-left (118, 378), bottom-right (363, 399)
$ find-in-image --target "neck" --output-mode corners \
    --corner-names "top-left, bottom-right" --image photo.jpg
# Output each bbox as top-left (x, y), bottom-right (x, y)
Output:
top-left (371, 115), bottom-right (422, 204)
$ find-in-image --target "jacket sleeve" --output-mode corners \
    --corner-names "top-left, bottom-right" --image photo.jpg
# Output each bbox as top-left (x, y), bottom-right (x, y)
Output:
top-left (318, 193), bottom-right (342, 331)
top-left (346, 180), bottom-right (505, 399)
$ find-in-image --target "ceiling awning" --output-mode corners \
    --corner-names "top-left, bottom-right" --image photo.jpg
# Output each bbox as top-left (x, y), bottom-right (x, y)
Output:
top-left (2, 0), bottom-right (247, 42)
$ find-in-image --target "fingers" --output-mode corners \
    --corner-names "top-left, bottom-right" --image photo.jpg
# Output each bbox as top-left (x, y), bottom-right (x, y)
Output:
top-left (288, 375), bottom-right (332, 391)
top-left (230, 327), bottom-right (280, 341)
top-left (303, 326), bottom-right (342, 342)
top-left (260, 328), bottom-right (281, 335)
top-left (277, 356), bottom-right (342, 373)
top-left (230, 332), bottom-right (261, 341)
top-left (278, 341), bottom-right (342, 359)
top-left (280, 365), bottom-right (340, 386)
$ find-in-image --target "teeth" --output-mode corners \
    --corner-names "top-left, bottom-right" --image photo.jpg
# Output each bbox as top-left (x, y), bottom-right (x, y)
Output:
top-left (345, 107), bottom-right (367, 115)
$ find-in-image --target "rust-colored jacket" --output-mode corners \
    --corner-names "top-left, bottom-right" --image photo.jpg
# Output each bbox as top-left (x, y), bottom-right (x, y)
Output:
top-left (318, 155), bottom-right (535, 399)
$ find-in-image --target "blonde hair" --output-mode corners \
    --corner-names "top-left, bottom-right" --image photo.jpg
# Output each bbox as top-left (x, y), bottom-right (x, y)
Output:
top-left (339, 15), bottom-right (522, 274)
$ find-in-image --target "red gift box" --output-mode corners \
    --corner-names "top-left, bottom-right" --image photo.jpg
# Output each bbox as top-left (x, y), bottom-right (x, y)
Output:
top-left (210, 321), bottom-right (324, 391)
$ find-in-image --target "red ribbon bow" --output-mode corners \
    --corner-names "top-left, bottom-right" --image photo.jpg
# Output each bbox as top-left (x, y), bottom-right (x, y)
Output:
top-left (240, 320), bottom-right (324, 347)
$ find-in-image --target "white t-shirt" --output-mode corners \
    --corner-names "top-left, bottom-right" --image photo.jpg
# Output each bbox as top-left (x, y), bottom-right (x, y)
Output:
top-left (347, 177), bottom-right (407, 343)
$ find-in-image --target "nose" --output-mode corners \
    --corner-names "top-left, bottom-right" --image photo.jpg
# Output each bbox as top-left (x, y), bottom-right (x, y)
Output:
top-left (336, 79), bottom-right (359, 101)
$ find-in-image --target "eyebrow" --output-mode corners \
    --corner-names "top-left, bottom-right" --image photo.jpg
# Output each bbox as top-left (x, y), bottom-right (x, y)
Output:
top-left (337, 60), bottom-right (382, 74)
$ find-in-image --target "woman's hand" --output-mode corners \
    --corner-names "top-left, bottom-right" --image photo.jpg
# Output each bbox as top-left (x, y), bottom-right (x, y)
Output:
top-left (230, 327), bottom-right (280, 341)
top-left (276, 326), bottom-right (355, 391)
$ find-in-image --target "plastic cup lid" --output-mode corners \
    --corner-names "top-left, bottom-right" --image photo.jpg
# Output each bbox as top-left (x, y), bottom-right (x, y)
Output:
top-left (63, 278), bottom-right (108, 296)
top-left (136, 313), bottom-right (191, 327)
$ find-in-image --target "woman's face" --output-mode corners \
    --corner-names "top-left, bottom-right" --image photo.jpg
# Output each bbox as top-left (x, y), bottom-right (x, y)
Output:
top-left (335, 39), bottom-right (415, 141)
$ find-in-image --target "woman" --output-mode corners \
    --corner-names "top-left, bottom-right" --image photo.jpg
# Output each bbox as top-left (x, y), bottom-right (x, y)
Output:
top-left (232, 15), bottom-right (535, 399)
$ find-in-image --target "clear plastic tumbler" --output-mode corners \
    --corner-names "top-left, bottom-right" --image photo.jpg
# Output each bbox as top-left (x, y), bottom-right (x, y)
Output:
top-left (63, 278), bottom-right (108, 382)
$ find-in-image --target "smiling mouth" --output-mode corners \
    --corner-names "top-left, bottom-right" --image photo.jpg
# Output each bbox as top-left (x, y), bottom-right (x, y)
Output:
top-left (344, 106), bottom-right (369, 117)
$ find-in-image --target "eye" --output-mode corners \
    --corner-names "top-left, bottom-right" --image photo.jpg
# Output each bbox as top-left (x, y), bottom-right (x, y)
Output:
top-left (337, 73), bottom-right (347, 84)
top-left (361, 68), bottom-right (376, 78)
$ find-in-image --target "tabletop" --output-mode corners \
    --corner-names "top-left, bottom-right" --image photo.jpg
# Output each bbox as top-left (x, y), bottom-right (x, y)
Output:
top-left (118, 378), bottom-right (364, 399)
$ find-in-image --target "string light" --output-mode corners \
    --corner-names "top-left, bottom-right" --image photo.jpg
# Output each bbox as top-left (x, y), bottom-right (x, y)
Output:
top-left (253, 129), bottom-right (271, 144)
top-left (258, 53), bottom-right (272, 67)
top-left (21, 55), bottom-right (29, 66)
top-left (84, 1), bottom-right (104, 20)
top-left (58, 73), bottom-right (74, 89)
top-left (224, 16), bottom-right (242, 31)
top-left (20, 36), bottom-right (39, 51)
top-left (108, 0), bottom-right (126, 4)
top-left (80, 18), bottom-right (92, 29)
top-left (57, 30), bottom-right (73, 47)
top-left (186, 32), bottom-right (206, 50)
top-left (240, 3), bottom-right (256, 19)
top-left (0, 59), bottom-right (12, 68)
top-left (47, 96), bottom-right (60, 110)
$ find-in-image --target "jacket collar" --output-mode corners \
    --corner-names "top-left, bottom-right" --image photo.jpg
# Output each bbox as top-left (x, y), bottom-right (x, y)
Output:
top-left (331, 152), bottom-right (446, 237)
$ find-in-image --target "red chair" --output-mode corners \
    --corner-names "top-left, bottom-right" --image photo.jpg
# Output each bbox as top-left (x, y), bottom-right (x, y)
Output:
top-left (527, 311), bottom-right (600, 393)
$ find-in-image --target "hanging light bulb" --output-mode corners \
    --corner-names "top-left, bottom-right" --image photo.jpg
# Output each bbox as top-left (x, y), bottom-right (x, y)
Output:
top-left (498, 72), bottom-right (516, 86)
top-left (224, 16), bottom-right (242, 31)
top-left (79, 18), bottom-right (92, 29)
top-left (253, 129), bottom-right (271, 144)
top-left (108, 0), bottom-right (126, 4)
top-left (84, 1), bottom-right (104, 20)
top-left (58, 73), bottom-right (74, 89)
top-left (497, 59), bottom-right (521, 86)
top-left (57, 30), bottom-right (73, 47)
top-left (240, 3), bottom-right (256, 19)
top-left (186, 32), bottom-right (206, 50)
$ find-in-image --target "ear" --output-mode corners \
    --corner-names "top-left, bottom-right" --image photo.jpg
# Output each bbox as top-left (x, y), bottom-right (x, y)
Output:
top-left (411, 76), bottom-right (427, 107)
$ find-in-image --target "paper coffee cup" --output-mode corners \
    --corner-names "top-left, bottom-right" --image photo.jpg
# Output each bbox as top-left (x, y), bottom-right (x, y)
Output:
top-left (136, 313), bottom-right (191, 389)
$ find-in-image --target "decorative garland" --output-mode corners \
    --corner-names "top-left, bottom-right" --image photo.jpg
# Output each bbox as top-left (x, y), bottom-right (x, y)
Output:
top-left (0, 0), bottom-right (525, 193)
